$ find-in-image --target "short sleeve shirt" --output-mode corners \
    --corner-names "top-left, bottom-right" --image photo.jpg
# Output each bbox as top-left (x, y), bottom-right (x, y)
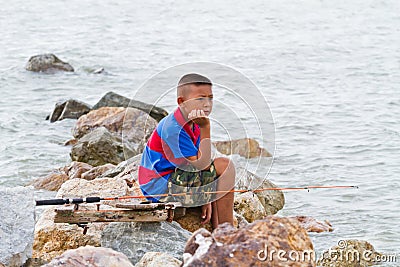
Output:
top-left (138, 108), bottom-right (200, 202)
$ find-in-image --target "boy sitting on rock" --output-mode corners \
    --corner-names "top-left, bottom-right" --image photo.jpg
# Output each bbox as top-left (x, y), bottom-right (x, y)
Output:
top-left (138, 73), bottom-right (235, 229)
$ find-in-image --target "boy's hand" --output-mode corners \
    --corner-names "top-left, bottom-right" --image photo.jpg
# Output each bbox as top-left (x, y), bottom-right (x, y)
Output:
top-left (188, 109), bottom-right (210, 128)
top-left (201, 202), bottom-right (212, 225)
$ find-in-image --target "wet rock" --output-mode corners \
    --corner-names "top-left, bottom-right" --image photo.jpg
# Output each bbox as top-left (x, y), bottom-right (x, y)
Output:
top-left (33, 178), bottom-right (129, 262)
top-left (0, 186), bottom-right (35, 267)
top-left (70, 127), bottom-right (136, 166)
top-left (135, 252), bottom-right (182, 267)
top-left (48, 99), bottom-right (91, 122)
top-left (183, 216), bottom-right (316, 267)
top-left (26, 54), bottom-right (74, 72)
top-left (234, 191), bottom-right (267, 223)
top-left (81, 163), bottom-right (116, 180)
top-left (317, 240), bottom-right (383, 267)
top-left (92, 91), bottom-right (168, 122)
top-left (101, 221), bottom-right (191, 264)
top-left (236, 167), bottom-right (285, 215)
top-left (213, 138), bottom-right (271, 159)
top-left (290, 216), bottom-right (333, 233)
top-left (66, 161), bottom-right (93, 179)
top-left (42, 246), bottom-right (134, 267)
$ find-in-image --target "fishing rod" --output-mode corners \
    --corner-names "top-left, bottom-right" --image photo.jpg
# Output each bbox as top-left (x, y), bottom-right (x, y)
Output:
top-left (35, 185), bottom-right (358, 206)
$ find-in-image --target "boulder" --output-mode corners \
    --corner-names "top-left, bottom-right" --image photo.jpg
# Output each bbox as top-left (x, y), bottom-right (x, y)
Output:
top-left (101, 221), bottom-right (191, 264)
top-left (0, 186), bottom-right (35, 267)
top-left (30, 172), bottom-right (69, 191)
top-left (72, 107), bottom-right (156, 153)
top-left (81, 163), bottom-right (116, 180)
top-left (236, 167), bottom-right (285, 215)
top-left (26, 54), bottom-right (74, 72)
top-left (65, 161), bottom-right (93, 179)
top-left (317, 240), bottom-right (384, 267)
top-left (290, 216), bottom-right (333, 233)
top-left (213, 138), bottom-right (271, 159)
top-left (92, 91), bottom-right (168, 122)
top-left (99, 154), bottom-right (141, 179)
top-left (47, 99), bottom-right (91, 122)
top-left (70, 127), bottom-right (136, 166)
top-left (42, 246), bottom-right (134, 267)
top-left (33, 178), bottom-right (130, 262)
top-left (183, 216), bottom-right (316, 267)
top-left (135, 252), bottom-right (181, 267)
top-left (234, 192), bottom-right (267, 223)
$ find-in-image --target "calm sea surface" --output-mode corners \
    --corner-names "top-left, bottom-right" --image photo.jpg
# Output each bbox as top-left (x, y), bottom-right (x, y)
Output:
top-left (1, 0), bottom-right (399, 264)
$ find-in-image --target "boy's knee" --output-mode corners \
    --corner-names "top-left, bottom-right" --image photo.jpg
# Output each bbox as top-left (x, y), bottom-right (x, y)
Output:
top-left (214, 157), bottom-right (234, 176)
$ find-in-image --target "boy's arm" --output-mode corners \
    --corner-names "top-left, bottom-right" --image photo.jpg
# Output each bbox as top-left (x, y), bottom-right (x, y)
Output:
top-left (186, 110), bottom-right (211, 170)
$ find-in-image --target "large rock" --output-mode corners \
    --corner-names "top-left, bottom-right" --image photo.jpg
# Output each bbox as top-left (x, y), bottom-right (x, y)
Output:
top-left (0, 186), bottom-right (35, 267)
top-left (92, 91), bottom-right (168, 122)
top-left (234, 191), bottom-right (267, 223)
top-left (72, 107), bottom-right (156, 153)
top-left (99, 154), bottom-right (141, 179)
top-left (317, 240), bottom-right (384, 267)
top-left (65, 161), bottom-right (93, 179)
top-left (30, 172), bottom-right (69, 191)
top-left (183, 216), bottom-right (316, 267)
top-left (236, 167), bottom-right (285, 215)
top-left (70, 127), bottom-right (136, 166)
top-left (135, 252), bottom-right (181, 267)
top-left (25, 54), bottom-right (74, 72)
top-left (47, 99), bottom-right (91, 122)
top-left (33, 178), bottom-right (130, 262)
top-left (42, 246), bottom-right (134, 267)
top-left (101, 221), bottom-right (191, 264)
top-left (213, 138), bottom-right (271, 158)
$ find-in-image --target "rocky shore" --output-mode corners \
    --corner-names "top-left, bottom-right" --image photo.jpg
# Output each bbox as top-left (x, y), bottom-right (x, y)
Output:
top-left (0, 55), bottom-right (386, 267)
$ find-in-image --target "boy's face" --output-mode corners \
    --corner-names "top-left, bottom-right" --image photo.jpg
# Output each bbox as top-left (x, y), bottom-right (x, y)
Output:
top-left (178, 84), bottom-right (213, 118)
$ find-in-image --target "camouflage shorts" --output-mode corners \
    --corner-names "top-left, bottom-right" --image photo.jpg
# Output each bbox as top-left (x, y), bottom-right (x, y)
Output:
top-left (158, 162), bottom-right (218, 207)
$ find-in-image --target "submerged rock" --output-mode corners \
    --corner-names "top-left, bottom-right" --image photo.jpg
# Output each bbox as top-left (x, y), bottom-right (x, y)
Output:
top-left (26, 54), bottom-right (74, 72)
top-left (183, 216), bottom-right (316, 267)
top-left (47, 99), bottom-right (91, 122)
top-left (70, 127), bottom-right (136, 166)
top-left (135, 252), bottom-right (181, 267)
top-left (213, 138), bottom-right (272, 158)
top-left (101, 221), bottom-right (191, 264)
top-left (92, 91), bottom-right (168, 122)
top-left (290, 216), bottom-right (333, 233)
top-left (0, 186), bottom-right (35, 267)
top-left (42, 246), bottom-right (134, 267)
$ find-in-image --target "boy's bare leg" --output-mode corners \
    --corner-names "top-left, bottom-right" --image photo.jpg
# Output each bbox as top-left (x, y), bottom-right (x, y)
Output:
top-left (211, 201), bottom-right (219, 229)
top-left (213, 157), bottom-right (235, 225)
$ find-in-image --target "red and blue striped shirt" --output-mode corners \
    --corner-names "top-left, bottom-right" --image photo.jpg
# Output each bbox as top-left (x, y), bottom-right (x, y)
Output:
top-left (138, 108), bottom-right (200, 202)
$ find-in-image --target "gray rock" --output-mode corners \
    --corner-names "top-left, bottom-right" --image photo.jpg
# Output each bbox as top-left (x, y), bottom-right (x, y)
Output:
top-left (42, 246), bottom-right (134, 267)
top-left (0, 186), bottom-right (35, 267)
top-left (135, 252), bottom-right (181, 267)
top-left (101, 221), bottom-right (191, 264)
top-left (92, 91), bottom-right (168, 122)
top-left (70, 127), bottom-right (136, 166)
top-left (25, 54), bottom-right (74, 72)
top-left (48, 99), bottom-right (92, 122)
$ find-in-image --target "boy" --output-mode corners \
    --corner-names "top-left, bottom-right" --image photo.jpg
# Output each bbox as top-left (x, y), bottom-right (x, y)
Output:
top-left (138, 73), bottom-right (235, 229)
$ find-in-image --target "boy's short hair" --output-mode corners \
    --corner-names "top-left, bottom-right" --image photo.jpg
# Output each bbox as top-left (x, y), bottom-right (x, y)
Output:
top-left (178, 73), bottom-right (212, 87)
